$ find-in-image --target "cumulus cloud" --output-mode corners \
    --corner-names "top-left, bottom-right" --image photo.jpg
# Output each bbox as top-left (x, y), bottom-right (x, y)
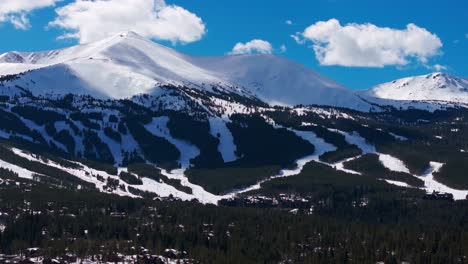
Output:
top-left (49, 0), bottom-right (206, 44)
top-left (229, 39), bottom-right (273, 55)
top-left (0, 0), bottom-right (61, 29)
top-left (293, 19), bottom-right (443, 67)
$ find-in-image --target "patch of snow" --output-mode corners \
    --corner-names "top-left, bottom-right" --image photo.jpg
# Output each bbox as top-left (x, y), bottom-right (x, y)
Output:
top-left (368, 154), bottom-right (468, 198)
top-left (97, 129), bottom-right (124, 165)
top-left (383, 179), bottom-right (411, 188)
top-left (54, 121), bottom-right (84, 155)
top-left (294, 107), bottom-right (359, 119)
top-left (160, 169), bottom-right (222, 204)
top-left (10, 147), bottom-right (219, 203)
top-left (209, 117), bottom-right (238, 162)
top-left (144, 116), bottom-right (200, 168)
top-left (223, 129), bottom-right (336, 196)
top-left (416, 162), bottom-right (468, 200)
top-left (136, 177), bottom-right (195, 201)
top-left (209, 97), bottom-right (252, 115)
top-left (332, 156), bottom-right (362, 175)
top-left (0, 159), bottom-right (37, 180)
top-left (0, 62), bottom-right (45, 76)
top-left (378, 154), bottom-right (410, 174)
top-left (329, 129), bottom-right (376, 153)
top-left (0, 130), bottom-right (11, 139)
top-left (11, 148), bottom-right (134, 197)
top-left (290, 129), bottom-right (336, 161)
top-left (19, 118), bottom-right (67, 152)
top-left (389, 132), bottom-right (408, 141)
top-left (120, 130), bottom-right (141, 156)
top-left (301, 122), bottom-right (318, 127)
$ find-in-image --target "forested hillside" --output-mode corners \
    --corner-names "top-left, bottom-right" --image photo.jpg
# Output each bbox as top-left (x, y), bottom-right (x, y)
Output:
top-left (1, 172), bottom-right (468, 263)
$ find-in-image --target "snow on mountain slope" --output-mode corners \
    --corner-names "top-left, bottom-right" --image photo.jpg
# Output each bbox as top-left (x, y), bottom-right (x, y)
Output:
top-left (0, 62), bottom-right (45, 76)
top-left (378, 154), bottom-right (411, 174)
top-left (366, 72), bottom-right (468, 103)
top-left (145, 116), bottom-right (200, 168)
top-left (416, 162), bottom-right (468, 200)
top-left (0, 32), bottom-right (227, 99)
top-left (191, 54), bottom-right (369, 109)
top-left (0, 31), bottom-right (370, 110)
top-left (208, 117), bottom-right (238, 163)
top-left (222, 129), bottom-right (336, 197)
top-left (0, 158), bottom-right (38, 180)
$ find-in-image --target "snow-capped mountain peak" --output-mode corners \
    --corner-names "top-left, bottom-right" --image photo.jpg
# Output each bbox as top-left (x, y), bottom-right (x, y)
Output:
top-left (0, 31), bottom-right (371, 110)
top-left (0, 31), bottom-right (156, 65)
top-left (367, 72), bottom-right (468, 103)
top-left (0, 31), bottom-right (230, 98)
top-left (0, 51), bottom-right (27, 63)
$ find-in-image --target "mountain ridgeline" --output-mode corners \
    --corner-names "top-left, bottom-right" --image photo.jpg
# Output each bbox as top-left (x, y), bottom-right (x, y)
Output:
top-left (0, 32), bottom-right (468, 203)
top-left (1, 32), bottom-right (468, 263)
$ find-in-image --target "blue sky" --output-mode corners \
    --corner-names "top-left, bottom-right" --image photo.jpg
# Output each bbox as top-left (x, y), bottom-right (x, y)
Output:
top-left (0, 0), bottom-right (466, 89)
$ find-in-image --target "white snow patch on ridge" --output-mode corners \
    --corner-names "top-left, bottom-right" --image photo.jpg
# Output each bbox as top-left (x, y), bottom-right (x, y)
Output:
top-left (389, 132), bottom-right (408, 141)
top-left (333, 156), bottom-right (362, 175)
top-left (384, 180), bottom-right (410, 188)
top-left (378, 154), bottom-right (410, 174)
top-left (160, 169), bottom-right (223, 204)
top-left (329, 129), bottom-right (376, 154)
top-left (209, 117), bottom-right (238, 163)
top-left (290, 129), bottom-right (336, 161)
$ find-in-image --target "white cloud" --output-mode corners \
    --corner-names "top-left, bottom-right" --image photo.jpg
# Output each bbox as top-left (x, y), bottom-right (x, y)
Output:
top-left (293, 19), bottom-right (443, 67)
top-left (229, 39), bottom-right (273, 55)
top-left (0, 0), bottom-right (60, 29)
top-left (280, 44), bottom-right (287, 53)
top-left (290, 34), bottom-right (305, 44)
top-left (285, 20), bottom-right (293, 25)
top-left (432, 64), bottom-right (447, 71)
top-left (8, 13), bottom-right (30, 30)
top-left (49, 0), bottom-right (206, 44)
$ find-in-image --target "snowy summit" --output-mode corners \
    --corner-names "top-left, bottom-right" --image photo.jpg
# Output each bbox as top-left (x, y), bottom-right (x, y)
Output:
top-left (0, 31), bottom-right (368, 110)
top-left (367, 72), bottom-right (468, 103)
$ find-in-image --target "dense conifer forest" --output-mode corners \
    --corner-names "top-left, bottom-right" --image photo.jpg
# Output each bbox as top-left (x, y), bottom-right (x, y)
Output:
top-left (1, 167), bottom-right (468, 263)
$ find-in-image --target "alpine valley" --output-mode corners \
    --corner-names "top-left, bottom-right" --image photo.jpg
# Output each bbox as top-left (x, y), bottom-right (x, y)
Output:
top-left (1, 32), bottom-right (468, 263)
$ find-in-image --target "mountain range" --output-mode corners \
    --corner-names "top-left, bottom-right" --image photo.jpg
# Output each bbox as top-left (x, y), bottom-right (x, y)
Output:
top-left (1, 31), bottom-right (467, 110)
top-left (0, 32), bottom-right (468, 204)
